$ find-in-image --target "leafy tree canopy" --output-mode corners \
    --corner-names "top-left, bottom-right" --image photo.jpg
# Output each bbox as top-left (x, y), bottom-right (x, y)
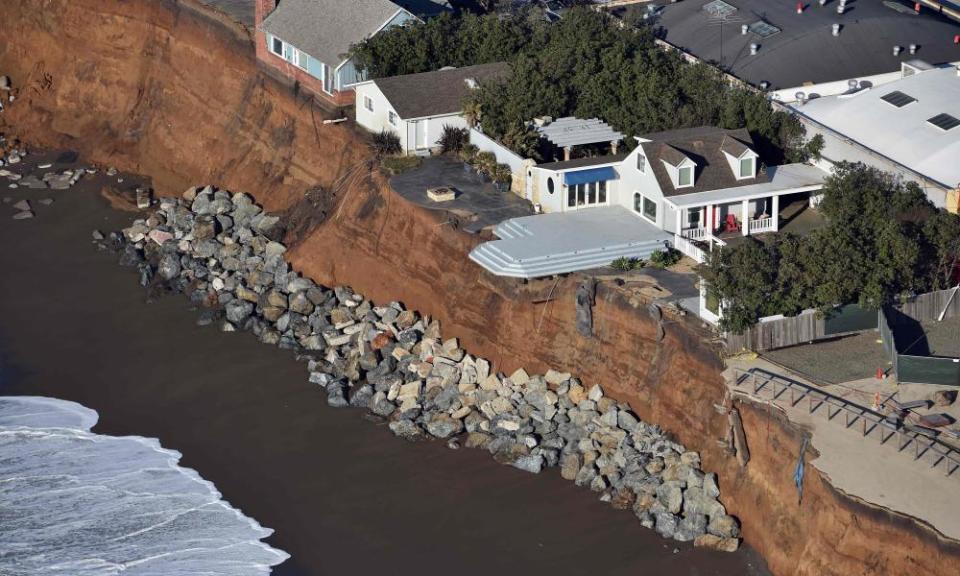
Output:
top-left (701, 163), bottom-right (960, 333)
top-left (351, 8), bottom-right (818, 163)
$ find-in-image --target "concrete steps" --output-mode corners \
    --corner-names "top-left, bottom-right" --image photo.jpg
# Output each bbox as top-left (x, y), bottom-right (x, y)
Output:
top-left (493, 220), bottom-right (534, 240)
top-left (469, 237), bottom-right (665, 278)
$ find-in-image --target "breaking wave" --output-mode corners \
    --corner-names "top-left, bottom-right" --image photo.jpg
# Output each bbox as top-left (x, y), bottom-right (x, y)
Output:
top-left (0, 396), bottom-right (289, 576)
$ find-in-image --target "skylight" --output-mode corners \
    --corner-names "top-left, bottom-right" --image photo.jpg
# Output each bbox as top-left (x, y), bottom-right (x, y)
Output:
top-left (880, 91), bottom-right (917, 108)
top-left (748, 21), bottom-right (781, 38)
top-left (927, 113), bottom-right (960, 131)
top-left (703, 0), bottom-right (738, 18)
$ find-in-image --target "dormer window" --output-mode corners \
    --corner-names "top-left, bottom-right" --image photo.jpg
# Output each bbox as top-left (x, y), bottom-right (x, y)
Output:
top-left (739, 157), bottom-right (754, 178)
top-left (678, 166), bottom-right (693, 187)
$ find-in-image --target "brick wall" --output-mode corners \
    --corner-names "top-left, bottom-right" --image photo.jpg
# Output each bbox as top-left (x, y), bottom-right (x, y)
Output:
top-left (253, 0), bottom-right (353, 106)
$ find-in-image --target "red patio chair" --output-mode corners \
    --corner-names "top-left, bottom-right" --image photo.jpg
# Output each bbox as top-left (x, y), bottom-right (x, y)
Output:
top-left (724, 213), bottom-right (740, 233)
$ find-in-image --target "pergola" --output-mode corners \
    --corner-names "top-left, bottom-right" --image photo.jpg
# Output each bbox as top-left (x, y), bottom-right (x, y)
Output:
top-left (536, 117), bottom-right (625, 161)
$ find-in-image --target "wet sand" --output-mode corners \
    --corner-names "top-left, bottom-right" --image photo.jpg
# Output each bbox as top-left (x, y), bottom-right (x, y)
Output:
top-left (0, 155), bottom-right (770, 576)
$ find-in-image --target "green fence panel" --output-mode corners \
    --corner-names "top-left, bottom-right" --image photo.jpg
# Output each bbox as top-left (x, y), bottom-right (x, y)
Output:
top-left (897, 355), bottom-right (960, 386)
top-left (823, 304), bottom-right (878, 335)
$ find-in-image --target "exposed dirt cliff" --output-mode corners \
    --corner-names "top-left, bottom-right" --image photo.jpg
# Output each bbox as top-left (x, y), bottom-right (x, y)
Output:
top-left (1, 1), bottom-right (957, 574)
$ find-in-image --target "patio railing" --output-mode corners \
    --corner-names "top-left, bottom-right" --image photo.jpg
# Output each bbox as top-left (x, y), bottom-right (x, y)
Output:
top-left (680, 227), bottom-right (707, 240)
top-left (748, 217), bottom-right (775, 234)
top-left (672, 234), bottom-right (708, 263)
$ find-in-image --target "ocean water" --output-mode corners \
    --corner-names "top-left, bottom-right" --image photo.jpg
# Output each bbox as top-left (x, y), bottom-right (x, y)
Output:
top-left (0, 396), bottom-right (289, 576)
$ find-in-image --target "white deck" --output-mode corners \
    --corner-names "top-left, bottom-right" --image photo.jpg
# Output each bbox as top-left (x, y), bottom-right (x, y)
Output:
top-left (469, 206), bottom-right (672, 278)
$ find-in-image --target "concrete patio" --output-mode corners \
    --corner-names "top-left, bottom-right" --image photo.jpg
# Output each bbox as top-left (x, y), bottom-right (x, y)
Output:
top-left (390, 156), bottom-right (534, 233)
top-left (469, 206), bottom-right (672, 278)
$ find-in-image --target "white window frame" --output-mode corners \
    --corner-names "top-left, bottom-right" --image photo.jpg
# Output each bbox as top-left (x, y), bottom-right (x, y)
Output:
top-left (634, 192), bottom-right (658, 225)
top-left (677, 166), bottom-right (693, 188)
top-left (291, 48), bottom-right (305, 70)
top-left (637, 153), bottom-right (646, 173)
top-left (388, 111), bottom-right (398, 126)
top-left (270, 36), bottom-right (284, 58)
top-left (363, 95), bottom-right (374, 113)
top-left (738, 157), bottom-right (754, 179)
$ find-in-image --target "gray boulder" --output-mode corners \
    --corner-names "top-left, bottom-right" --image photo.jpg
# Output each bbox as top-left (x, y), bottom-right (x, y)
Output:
top-left (425, 414), bottom-right (463, 439)
top-left (225, 300), bottom-right (254, 324)
top-left (655, 511), bottom-right (679, 539)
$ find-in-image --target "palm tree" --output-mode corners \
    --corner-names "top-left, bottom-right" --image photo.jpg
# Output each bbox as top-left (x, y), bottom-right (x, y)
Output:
top-left (462, 97), bottom-right (482, 129)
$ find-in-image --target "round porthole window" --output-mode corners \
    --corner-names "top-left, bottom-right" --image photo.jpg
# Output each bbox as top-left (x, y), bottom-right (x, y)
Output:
top-left (547, 177), bottom-right (555, 194)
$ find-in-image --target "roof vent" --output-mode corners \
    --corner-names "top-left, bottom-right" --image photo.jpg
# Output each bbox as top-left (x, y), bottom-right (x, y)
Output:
top-left (832, 23), bottom-right (841, 36)
top-left (909, 43), bottom-right (918, 54)
top-left (750, 43), bottom-right (760, 55)
top-left (795, 91), bottom-right (807, 105)
top-left (893, 45), bottom-right (903, 56)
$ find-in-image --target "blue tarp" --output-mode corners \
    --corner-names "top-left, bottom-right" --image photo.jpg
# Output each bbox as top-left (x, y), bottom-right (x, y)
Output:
top-left (564, 167), bottom-right (617, 186)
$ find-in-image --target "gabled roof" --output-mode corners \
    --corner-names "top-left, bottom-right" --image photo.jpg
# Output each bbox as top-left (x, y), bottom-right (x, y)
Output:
top-left (658, 144), bottom-right (692, 167)
top-left (261, 0), bottom-right (414, 67)
top-left (373, 62), bottom-right (509, 119)
top-left (719, 135), bottom-right (753, 159)
top-left (638, 126), bottom-right (768, 197)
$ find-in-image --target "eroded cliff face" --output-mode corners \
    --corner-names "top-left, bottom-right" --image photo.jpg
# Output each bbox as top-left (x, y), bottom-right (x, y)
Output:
top-left (1, 1), bottom-right (956, 574)
top-left (0, 0), bottom-right (366, 211)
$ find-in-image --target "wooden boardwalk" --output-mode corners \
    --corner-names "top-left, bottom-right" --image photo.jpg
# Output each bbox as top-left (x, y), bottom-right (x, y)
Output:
top-left (733, 368), bottom-right (960, 478)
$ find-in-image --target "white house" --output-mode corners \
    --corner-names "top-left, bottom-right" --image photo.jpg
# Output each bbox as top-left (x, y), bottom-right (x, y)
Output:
top-left (529, 126), bottom-right (826, 241)
top-left (355, 63), bottom-right (509, 153)
top-left (473, 126), bottom-right (828, 280)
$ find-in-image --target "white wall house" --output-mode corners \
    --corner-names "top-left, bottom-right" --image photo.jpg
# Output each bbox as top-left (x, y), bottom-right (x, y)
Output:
top-left (528, 126), bottom-right (827, 262)
top-left (355, 63), bottom-right (509, 154)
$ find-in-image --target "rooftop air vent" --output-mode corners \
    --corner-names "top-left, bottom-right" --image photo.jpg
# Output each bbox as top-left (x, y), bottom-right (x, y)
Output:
top-left (928, 113), bottom-right (960, 131)
top-left (880, 90), bottom-right (917, 108)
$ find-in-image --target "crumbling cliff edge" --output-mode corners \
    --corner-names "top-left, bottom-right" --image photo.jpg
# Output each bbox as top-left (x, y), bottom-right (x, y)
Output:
top-left (1, 1), bottom-right (957, 574)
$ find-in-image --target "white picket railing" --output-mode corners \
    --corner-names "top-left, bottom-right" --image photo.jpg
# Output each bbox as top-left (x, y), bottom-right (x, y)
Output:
top-left (748, 217), bottom-right (774, 234)
top-left (680, 227), bottom-right (707, 240)
top-left (672, 234), bottom-right (708, 263)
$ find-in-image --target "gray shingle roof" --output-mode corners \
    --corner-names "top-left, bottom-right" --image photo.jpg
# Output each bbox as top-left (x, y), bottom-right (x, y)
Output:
top-left (261, 0), bottom-right (408, 67)
top-left (374, 62), bottom-right (510, 119)
top-left (639, 126), bottom-right (766, 197)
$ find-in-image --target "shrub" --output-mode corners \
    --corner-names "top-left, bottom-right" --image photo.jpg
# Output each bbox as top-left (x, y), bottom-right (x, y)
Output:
top-left (438, 125), bottom-right (470, 154)
top-left (475, 151), bottom-right (497, 175)
top-left (370, 130), bottom-right (401, 155)
top-left (459, 143), bottom-right (479, 163)
top-left (381, 154), bottom-right (421, 175)
top-left (648, 248), bottom-right (681, 269)
top-left (492, 164), bottom-right (513, 185)
top-left (611, 257), bottom-right (645, 271)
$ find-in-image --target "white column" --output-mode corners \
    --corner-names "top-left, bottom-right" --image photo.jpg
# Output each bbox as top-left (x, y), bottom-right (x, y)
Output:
top-left (772, 195), bottom-right (780, 231)
top-left (741, 199), bottom-right (750, 236)
top-left (675, 207), bottom-right (683, 234)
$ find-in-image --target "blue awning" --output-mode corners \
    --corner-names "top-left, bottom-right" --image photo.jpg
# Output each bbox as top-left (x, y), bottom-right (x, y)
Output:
top-left (564, 166), bottom-right (617, 186)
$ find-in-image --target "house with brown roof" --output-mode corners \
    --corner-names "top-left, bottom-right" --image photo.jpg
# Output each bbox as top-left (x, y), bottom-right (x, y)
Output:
top-left (354, 63), bottom-right (509, 153)
top-left (521, 126), bottom-right (827, 265)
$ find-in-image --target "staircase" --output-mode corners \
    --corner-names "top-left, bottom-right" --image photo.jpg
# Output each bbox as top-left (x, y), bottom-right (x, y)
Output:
top-left (469, 236), bottom-right (667, 278)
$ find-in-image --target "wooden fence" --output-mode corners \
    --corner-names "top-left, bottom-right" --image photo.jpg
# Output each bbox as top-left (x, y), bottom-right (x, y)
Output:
top-left (896, 287), bottom-right (960, 324)
top-left (725, 287), bottom-right (959, 353)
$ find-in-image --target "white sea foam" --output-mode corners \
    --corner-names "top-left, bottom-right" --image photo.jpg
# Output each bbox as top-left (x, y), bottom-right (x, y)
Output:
top-left (0, 396), bottom-right (290, 576)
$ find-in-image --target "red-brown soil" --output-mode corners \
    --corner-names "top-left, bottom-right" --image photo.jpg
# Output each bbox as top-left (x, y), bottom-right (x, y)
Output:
top-left (1, 1), bottom-right (957, 574)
